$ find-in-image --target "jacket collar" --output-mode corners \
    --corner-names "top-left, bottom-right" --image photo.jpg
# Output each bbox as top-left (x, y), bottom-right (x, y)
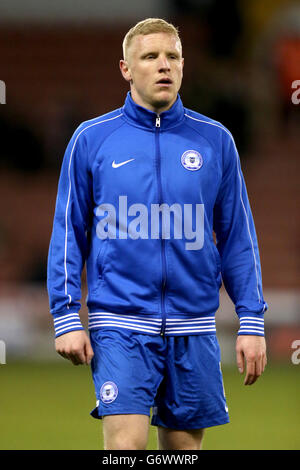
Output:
top-left (122, 91), bottom-right (185, 130)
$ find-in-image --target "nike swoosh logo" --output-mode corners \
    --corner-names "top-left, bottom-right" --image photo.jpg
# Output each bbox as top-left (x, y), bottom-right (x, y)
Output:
top-left (112, 158), bottom-right (135, 168)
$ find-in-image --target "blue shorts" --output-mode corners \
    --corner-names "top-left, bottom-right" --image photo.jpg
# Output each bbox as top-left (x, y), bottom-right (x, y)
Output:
top-left (89, 329), bottom-right (229, 430)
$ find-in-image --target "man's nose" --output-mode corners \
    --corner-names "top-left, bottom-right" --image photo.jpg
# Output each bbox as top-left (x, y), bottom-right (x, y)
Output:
top-left (158, 56), bottom-right (171, 71)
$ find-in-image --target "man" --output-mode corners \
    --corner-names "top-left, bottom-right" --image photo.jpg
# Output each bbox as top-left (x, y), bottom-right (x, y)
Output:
top-left (47, 18), bottom-right (268, 450)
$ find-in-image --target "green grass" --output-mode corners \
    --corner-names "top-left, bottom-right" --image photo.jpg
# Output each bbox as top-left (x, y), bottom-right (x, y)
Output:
top-left (0, 360), bottom-right (299, 450)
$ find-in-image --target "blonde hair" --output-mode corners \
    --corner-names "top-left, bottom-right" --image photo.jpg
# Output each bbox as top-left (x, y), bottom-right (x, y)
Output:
top-left (122, 18), bottom-right (182, 61)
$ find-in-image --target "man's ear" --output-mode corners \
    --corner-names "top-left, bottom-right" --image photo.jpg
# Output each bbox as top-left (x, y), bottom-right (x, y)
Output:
top-left (119, 59), bottom-right (132, 82)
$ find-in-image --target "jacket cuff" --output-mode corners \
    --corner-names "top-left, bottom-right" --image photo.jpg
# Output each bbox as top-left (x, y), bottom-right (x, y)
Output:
top-left (53, 312), bottom-right (84, 338)
top-left (237, 312), bottom-right (265, 337)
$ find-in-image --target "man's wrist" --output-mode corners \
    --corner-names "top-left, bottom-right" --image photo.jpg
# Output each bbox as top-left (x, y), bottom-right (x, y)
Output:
top-left (237, 312), bottom-right (265, 337)
top-left (53, 312), bottom-right (84, 338)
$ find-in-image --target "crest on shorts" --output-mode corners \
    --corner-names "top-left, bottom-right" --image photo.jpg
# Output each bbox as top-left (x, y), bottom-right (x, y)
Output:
top-left (100, 381), bottom-right (118, 404)
top-left (181, 150), bottom-right (203, 171)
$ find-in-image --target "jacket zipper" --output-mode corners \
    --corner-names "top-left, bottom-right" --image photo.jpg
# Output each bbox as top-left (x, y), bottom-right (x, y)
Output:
top-left (155, 115), bottom-right (167, 336)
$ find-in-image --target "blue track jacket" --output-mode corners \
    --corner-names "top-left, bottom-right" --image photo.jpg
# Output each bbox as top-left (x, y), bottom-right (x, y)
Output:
top-left (47, 92), bottom-right (267, 338)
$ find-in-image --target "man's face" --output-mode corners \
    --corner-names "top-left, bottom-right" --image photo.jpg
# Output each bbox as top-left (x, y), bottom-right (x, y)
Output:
top-left (120, 32), bottom-right (184, 114)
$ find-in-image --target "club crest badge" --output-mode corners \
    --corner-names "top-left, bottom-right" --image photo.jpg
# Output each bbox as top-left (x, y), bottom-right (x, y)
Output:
top-left (181, 150), bottom-right (203, 171)
top-left (100, 381), bottom-right (118, 404)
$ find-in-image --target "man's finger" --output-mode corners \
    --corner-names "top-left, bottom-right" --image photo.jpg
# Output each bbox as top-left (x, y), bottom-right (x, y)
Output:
top-left (69, 353), bottom-right (82, 366)
top-left (70, 348), bottom-right (87, 365)
top-left (57, 350), bottom-right (69, 360)
top-left (236, 348), bottom-right (244, 374)
top-left (244, 359), bottom-right (256, 385)
top-left (256, 356), bottom-right (263, 378)
top-left (263, 354), bottom-right (267, 372)
top-left (59, 349), bottom-right (77, 364)
top-left (84, 341), bottom-right (94, 365)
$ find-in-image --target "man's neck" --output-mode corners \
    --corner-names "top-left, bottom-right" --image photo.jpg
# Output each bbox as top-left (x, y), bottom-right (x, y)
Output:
top-left (130, 92), bottom-right (176, 115)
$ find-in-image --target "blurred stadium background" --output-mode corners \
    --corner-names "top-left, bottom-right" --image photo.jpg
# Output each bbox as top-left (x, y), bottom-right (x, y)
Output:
top-left (0, 0), bottom-right (300, 450)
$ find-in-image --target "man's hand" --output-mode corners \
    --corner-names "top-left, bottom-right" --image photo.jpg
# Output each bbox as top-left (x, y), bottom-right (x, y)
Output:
top-left (55, 330), bottom-right (94, 366)
top-left (236, 335), bottom-right (267, 385)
